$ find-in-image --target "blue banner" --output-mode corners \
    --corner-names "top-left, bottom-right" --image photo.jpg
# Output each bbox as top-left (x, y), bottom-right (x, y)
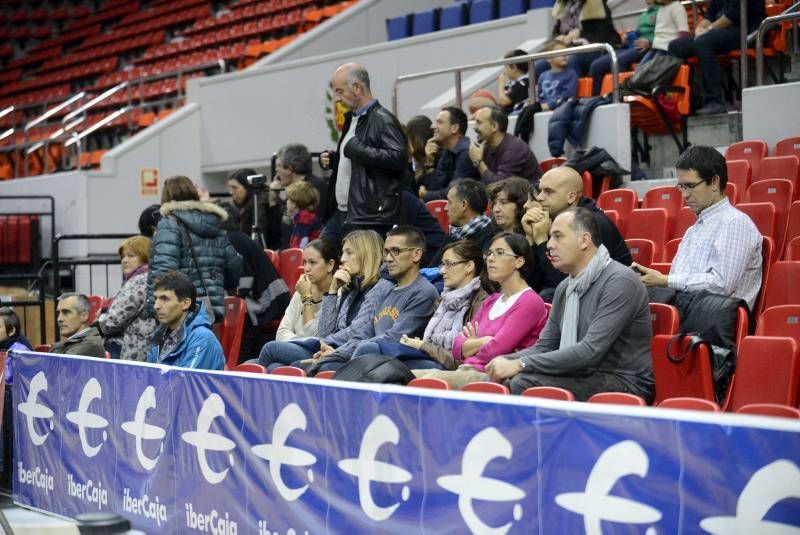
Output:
top-left (11, 350), bottom-right (800, 534)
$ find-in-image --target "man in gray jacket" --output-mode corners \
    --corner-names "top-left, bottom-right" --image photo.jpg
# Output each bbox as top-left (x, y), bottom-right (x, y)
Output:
top-left (487, 207), bottom-right (653, 401)
top-left (50, 293), bottom-right (105, 359)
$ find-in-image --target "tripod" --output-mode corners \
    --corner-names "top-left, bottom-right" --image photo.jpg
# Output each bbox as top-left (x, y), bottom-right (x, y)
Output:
top-left (250, 187), bottom-right (268, 249)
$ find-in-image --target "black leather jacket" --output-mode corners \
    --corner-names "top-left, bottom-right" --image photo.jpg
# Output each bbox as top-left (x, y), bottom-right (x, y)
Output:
top-left (324, 100), bottom-right (408, 226)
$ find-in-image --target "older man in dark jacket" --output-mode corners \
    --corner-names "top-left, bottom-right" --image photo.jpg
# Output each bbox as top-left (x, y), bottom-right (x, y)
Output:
top-left (320, 63), bottom-right (408, 247)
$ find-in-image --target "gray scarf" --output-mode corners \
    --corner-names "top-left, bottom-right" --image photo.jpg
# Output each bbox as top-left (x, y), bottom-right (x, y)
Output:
top-left (560, 244), bottom-right (610, 349)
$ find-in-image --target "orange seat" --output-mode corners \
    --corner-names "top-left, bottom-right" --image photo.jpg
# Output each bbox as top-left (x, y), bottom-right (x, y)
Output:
top-left (220, 296), bottom-right (246, 370)
top-left (425, 199), bottom-right (449, 232)
top-left (658, 397), bottom-right (721, 412)
top-left (642, 186), bottom-right (683, 237)
top-left (726, 140), bottom-right (768, 181)
top-left (737, 403), bottom-right (800, 419)
top-left (625, 208), bottom-right (669, 262)
top-left (138, 112), bottom-right (155, 127)
top-left (651, 334), bottom-right (716, 404)
top-left (726, 159), bottom-right (752, 197)
top-left (625, 238), bottom-right (656, 267)
top-left (624, 65), bottom-right (691, 153)
top-left (232, 363), bottom-right (266, 374)
top-left (315, 370), bottom-right (336, 379)
top-left (521, 386), bottom-right (575, 401)
top-left (576, 77), bottom-right (593, 98)
top-left (272, 366), bottom-right (307, 377)
top-left (461, 382), bottom-right (509, 394)
top-left (650, 303), bottom-right (680, 336)
top-left (408, 377), bottom-right (450, 390)
top-left (587, 392), bottom-right (646, 406)
top-left (725, 336), bottom-right (799, 411)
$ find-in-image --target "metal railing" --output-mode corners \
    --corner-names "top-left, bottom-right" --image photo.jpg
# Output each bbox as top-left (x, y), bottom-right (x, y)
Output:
top-left (755, 5), bottom-right (800, 86)
top-left (392, 43), bottom-right (620, 115)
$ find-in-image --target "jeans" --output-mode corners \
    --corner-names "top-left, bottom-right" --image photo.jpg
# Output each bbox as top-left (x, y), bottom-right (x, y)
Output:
top-left (668, 27), bottom-right (740, 106)
top-left (508, 370), bottom-right (652, 402)
top-left (257, 340), bottom-right (316, 371)
top-left (351, 341), bottom-right (381, 358)
top-left (589, 47), bottom-right (645, 95)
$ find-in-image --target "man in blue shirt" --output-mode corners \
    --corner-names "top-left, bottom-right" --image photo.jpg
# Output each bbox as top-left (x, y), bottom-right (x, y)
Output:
top-left (147, 271), bottom-right (225, 370)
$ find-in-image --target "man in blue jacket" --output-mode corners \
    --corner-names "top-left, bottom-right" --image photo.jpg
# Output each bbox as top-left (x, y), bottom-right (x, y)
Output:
top-left (147, 271), bottom-right (224, 370)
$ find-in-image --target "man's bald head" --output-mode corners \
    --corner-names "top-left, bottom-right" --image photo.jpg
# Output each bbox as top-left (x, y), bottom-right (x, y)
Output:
top-left (331, 63), bottom-right (372, 112)
top-left (535, 166), bottom-right (584, 217)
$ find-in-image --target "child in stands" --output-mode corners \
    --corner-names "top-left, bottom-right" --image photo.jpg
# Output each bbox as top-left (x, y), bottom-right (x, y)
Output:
top-left (538, 41), bottom-right (579, 111)
top-left (286, 181), bottom-right (323, 249)
top-left (640, 0), bottom-right (689, 64)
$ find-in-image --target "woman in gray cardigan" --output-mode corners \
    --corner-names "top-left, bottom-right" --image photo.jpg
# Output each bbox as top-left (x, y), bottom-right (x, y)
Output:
top-left (400, 240), bottom-right (489, 369)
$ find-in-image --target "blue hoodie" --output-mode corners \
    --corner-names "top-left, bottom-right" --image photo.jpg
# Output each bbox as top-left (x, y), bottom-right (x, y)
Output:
top-left (147, 303), bottom-right (224, 370)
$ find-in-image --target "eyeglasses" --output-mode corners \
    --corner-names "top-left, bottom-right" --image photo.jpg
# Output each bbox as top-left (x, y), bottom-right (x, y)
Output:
top-left (484, 249), bottom-right (519, 259)
top-left (439, 260), bottom-right (468, 270)
top-left (383, 247), bottom-right (418, 258)
top-left (676, 179), bottom-right (706, 192)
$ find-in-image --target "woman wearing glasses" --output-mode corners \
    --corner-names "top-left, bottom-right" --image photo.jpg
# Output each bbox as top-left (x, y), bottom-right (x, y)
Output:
top-left (417, 232), bottom-right (547, 388)
top-left (399, 241), bottom-right (489, 369)
top-left (254, 229), bottom-right (392, 370)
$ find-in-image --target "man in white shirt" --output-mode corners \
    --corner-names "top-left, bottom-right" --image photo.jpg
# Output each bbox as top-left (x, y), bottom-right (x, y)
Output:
top-left (633, 145), bottom-right (762, 311)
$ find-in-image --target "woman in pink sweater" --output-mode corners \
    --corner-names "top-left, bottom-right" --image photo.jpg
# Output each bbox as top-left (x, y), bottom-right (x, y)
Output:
top-left (416, 232), bottom-right (547, 388)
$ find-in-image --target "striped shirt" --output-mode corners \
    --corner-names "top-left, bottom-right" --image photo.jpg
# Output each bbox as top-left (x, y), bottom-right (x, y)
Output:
top-left (669, 198), bottom-right (762, 310)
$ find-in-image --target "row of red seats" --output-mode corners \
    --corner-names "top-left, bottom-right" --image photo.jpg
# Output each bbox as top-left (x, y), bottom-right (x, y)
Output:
top-left (2, 24), bottom-right (51, 40)
top-left (0, 57), bottom-right (117, 99)
top-left (38, 32), bottom-right (164, 74)
top-left (5, 44), bottom-right (63, 71)
top-left (114, 0), bottom-right (208, 32)
top-left (187, 0), bottom-right (315, 35)
top-left (62, 1), bottom-right (140, 33)
top-left (0, 215), bottom-right (37, 264)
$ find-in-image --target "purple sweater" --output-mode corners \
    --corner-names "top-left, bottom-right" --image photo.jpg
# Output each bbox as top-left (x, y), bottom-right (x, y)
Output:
top-left (453, 289), bottom-right (547, 371)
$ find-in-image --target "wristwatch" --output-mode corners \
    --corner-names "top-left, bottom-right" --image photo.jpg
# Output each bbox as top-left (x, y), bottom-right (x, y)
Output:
top-left (519, 359), bottom-right (527, 370)
top-left (472, 159), bottom-right (482, 168)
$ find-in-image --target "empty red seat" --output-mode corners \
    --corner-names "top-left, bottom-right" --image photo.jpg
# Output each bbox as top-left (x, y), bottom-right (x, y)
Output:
top-left (724, 182), bottom-right (739, 205)
top-left (726, 140), bottom-right (768, 181)
top-left (232, 363), bottom-right (266, 373)
top-left (658, 397), bottom-right (721, 412)
top-left (737, 403), bottom-right (800, 419)
top-left (272, 366), bottom-right (307, 377)
top-left (672, 206), bottom-right (697, 239)
top-left (775, 135), bottom-right (800, 160)
top-left (625, 238), bottom-right (656, 267)
top-left (756, 305), bottom-right (800, 347)
top-left (278, 248), bottom-right (303, 287)
top-left (521, 386), bottom-right (575, 401)
top-left (221, 296), bottom-right (246, 370)
top-left (651, 334), bottom-right (716, 404)
top-left (725, 336), bottom-right (799, 411)
top-left (760, 261), bottom-right (800, 310)
top-left (315, 370), bottom-right (335, 379)
top-left (783, 201), bottom-right (800, 259)
top-left (757, 155), bottom-right (799, 200)
top-left (785, 236), bottom-right (800, 261)
top-left (461, 382), bottom-right (509, 394)
top-left (597, 188), bottom-right (638, 234)
top-left (408, 377), bottom-right (450, 390)
top-left (650, 303), bottom-right (680, 336)
top-left (625, 208), bottom-right (669, 262)
top-left (642, 186), bottom-right (683, 236)
top-left (737, 202), bottom-right (776, 242)
top-left (87, 294), bottom-right (104, 323)
top-left (587, 392), bottom-right (646, 406)
top-left (425, 199), bottom-right (449, 232)
top-left (539, 157), bottom-right (566, 174)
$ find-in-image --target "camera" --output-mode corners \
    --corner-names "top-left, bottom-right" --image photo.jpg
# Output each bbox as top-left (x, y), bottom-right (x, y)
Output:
top-left (246, 174), bottom-right (267, 188)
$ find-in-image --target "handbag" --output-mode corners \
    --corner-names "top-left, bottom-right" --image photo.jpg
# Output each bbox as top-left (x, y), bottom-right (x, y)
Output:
top-left (621, 54), bottom-right (682, 96)
top-left (171, 216), bottom-right (217, 323)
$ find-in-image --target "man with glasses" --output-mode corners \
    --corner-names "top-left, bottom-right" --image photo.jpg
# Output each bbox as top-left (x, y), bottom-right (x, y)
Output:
top-left (523, 166), bottom-right (630, 302)
top-left (632, 146), bottom-right (762, 311)
top-left (428, 178), bottom-right (498, 267)
top-left (487, 208), bottom-right (654, 401)
top-left (309, 226), bottom-right (439, 373)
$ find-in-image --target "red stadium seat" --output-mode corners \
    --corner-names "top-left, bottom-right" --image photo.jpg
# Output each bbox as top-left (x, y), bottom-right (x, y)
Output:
top-left (725, 140), bottom-right (768, 181)
top-left (278, 248), bottom-right (303, 286)
top-left (625, 208), bottom-right (669, 262)
top-left (314, 370), bottom-right (336, 379)
top-left (597, 188), bottom-right (638, 222)
top-left (664, 238), bottom-right (682, 262)
top-left (587, 392), bottom-right (647, 406)
top-left (672, 206), bottom-right (697, 240)
top-left (650, 262), bottom-right (671, 275)
top-left (408, 377), bottom-right (450, 390)
top-left (642, 186), bottom-right (683, 237)
top-left (735, 306), bottom-right (749, 350)
top-left (539, 157), bottom-right (566, 174)
top-left (725, 336), bottom-right (799, 412)
top-left (265, 249), bottom-right (279, 270)
top-left (785, 236), bottom-right (800, 261)
top-left (651, 334), bottom-right (716, 404)
top-left (737, 202), bottom-right (776, 242)
top-left (521, 386), bottom-right (575, 401)
top-left (221, 296), bottom-right (246, 370)
top-left (232, 363), bottom-right (266, 374)
top-left (425, 200), bottom-right (449, 232)
top-left (745, 178), bottom-right (794, 251)
top-left (760, 261), bottom-right (800, 311)
top-left (754, 236), bottom-right (777, 319)
top-left (757, 155), bottom-right (799, 200)
top-left (658, 397), bottom-right (721, 412)
top-left (737, 403), bottom-right (800, 419)
top-left (626, 238), bottom-right (656, 267)
top-left (35, 344), bottom-right (51, 352)
top-left (87, 294), bottom-right (104, 323)
top-left (783, 201), bottom-right (800, 258)
top-left (461, 382), bottom-right (509, 394)
top-left (775, 135), bottom-right (800, 160)
top-left (650, 303), bottom-right (680, 336)
top-left (756, 305), bottom-right (800, 347)
top-left (724, 182), bottom-right (739, 205)
top-left (603, 209), bottom-right (620, 232)
top-left (272, 366), bottom-right (307, 377)
top-left (726, 159), bottom-right (752, 196)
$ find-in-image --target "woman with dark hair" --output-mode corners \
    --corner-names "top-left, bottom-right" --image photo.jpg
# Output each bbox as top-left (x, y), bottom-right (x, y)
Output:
top-left (96, 236), bottom-right (155, 360)
top-left (147, 175), bottom-right (242, 321)
top-left (254, 229), bottom-right (393, 371)
top-left (227, 168), bottom-right (283, 249)
top-left (400, 241), bottom-right (489, 369)
top-left (415, 232), bottom-right (547, 388)
top-left (276, 239), bottom-right (338, 341)
top-left (0, 306), bottom-right (32, 383)
top-left (405, 115), bottom-right (433, 183)
top-left (489, 177), bottom-right (530, 234)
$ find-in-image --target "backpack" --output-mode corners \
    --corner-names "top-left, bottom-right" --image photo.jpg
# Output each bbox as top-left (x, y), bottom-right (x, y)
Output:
top-left (332, 355), bottom-right (416, 385)
top-left (621, 54), bottom-right (682, 96)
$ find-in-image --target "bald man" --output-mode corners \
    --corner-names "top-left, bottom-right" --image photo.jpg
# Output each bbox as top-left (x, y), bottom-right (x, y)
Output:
top-left (319, 63), bottom-right (408, 248)
top-left (522, 167), bottom-right (631, 301)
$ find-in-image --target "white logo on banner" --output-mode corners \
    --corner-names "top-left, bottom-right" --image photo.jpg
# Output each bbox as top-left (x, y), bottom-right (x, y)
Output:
top-left (65, 378), bottom-right (109, 458)
top-left (338, 415), bottom-right (412, 522)
top-left (555, 440), bottom-right (662, 534)
top-left (17, 371), bottom-right (54, 447)
top-left (437, 427), bottom-right (526, 535)
top-left (700, 459), bottom-right (800, 534)
top-left (121, 386), bottom-right (166, 471)
top-left (181, 393), bottom-right (235, 485)
top-left (251, 403), bottom-right (317, 502)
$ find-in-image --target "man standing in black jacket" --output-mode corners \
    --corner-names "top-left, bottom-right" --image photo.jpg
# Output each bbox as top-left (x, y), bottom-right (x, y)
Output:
top-left (523, 166), bottom-right (631, 302)
top-left (320, 63), bottom-right (408, 248)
